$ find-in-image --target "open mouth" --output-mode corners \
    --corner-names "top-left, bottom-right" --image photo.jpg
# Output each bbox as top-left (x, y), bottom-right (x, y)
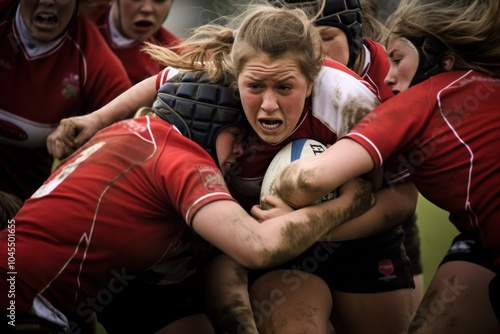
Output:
top-left (34, 12), bottom-right (58, 25)
top-left (259, 119), bottom-right (282, 130)
top-left (135, 20), bottom-right (154, 28)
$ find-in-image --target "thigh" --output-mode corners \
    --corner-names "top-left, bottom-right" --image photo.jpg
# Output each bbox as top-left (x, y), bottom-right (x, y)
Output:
top-left (402, 214), bottom-right (425, 313)
top-left (249, 270), bottom-right (334, 334)
top-left (156, 314), bottom-right (215, 334)
top-left (410, 261), bottom-right (499, 334)
top-left (97, 276), bottom-right (205, 334)
top-left (327, 228), bottom-right (414, 333)
top-left (331, 289), bottom-right (413, 334)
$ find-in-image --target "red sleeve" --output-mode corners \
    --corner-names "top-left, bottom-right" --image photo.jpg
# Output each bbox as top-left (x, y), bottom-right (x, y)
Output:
top-left (153, 123), bottom-right (236, 225)
top-left (363, 38), bottom-right (395, 102)
top-left (344, 85), bottom-right (433, 167)
top-left (155, 67), bottom-right (181, 89)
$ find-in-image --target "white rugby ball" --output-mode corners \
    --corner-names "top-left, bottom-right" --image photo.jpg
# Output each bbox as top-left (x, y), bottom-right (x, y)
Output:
top-left (260, 138), bottom-right (337, 209)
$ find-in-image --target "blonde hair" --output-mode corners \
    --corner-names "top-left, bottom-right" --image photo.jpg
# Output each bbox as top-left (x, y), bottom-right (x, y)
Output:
top-left (359, 0), bottom-right (387, 43)
top-left (384, 0), bottom-right (500, 77)
top-left (134, 106), bottom-right (155, 118)
top-left (144, 3), bottom-right (324, 85)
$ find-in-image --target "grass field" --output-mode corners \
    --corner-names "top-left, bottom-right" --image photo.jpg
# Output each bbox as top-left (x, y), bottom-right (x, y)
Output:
top-left (415, 194), bottom-right (459, 289)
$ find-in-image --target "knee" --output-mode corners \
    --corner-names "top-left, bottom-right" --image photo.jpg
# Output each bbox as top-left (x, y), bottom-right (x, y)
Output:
top-left (255, 306), bottom-right (329, 334)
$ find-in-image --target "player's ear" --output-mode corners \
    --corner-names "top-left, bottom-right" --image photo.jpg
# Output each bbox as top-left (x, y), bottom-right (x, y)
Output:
top-left (306, 82), bottom-right (313, 98)
top-left (442, 55), bottom-right (455, 71)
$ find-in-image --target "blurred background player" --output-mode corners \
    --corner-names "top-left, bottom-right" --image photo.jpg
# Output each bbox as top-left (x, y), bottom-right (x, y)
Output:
top-left (0, 0), bottom-right (131, 203)
top-left (81, 0), bottom-right (182, 84)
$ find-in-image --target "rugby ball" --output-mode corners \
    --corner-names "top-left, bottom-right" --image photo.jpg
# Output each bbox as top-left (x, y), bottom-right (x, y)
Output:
top-left (260, 138), bottom-right (337, 209)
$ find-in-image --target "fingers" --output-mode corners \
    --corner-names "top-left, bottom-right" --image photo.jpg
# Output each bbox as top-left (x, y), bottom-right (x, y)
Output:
top-left (60, 118), bottom-right (79, 148)
top-left (46, 119), bottom-right (78, 159)
top-left (260, 195), bottom-right (278, 210)
top-left (250, 195), bottom-right (295, 222)
top-left (47, 127), bottom-right (66, 159)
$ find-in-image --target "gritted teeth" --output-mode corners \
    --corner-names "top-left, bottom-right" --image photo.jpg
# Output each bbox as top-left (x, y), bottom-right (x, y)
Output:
top-left (34, 13), bottom-right (58, 24)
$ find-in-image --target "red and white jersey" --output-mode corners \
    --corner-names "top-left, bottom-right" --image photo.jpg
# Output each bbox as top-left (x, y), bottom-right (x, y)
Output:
top-left (0, 0), bottom-right (132, 200)
top-left (346, 70), bottom-right (500, 265)
top-left (196, 59), bottom-right (381, 210)
top-left (0, 116), bottom-right (234, 316)
top-left (361, 38), bottom-right (395, 103)
top-left (90, 3), bottom-right (183, 84)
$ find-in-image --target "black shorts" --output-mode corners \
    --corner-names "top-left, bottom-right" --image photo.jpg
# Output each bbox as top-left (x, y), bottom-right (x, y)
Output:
top-left (440, 232), bottom-right (500, 321)
top-left (249, 226), bottom-right (415, 293)
top-left (402, 214), bottom-right (424, 275)
top-left (96, 273), bottom-right (205, 334)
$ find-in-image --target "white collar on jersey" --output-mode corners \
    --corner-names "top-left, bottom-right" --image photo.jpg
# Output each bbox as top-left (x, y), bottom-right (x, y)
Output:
top-left (108, 5), bottom-right (136, 47)
top-left (15, 6), bottom-right (65, 58)
top-left (359, 44), bottom-right (371, 78)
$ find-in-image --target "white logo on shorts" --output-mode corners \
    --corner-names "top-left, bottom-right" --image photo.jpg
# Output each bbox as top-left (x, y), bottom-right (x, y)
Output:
top-left (448, 240), bottom-right (476, 254)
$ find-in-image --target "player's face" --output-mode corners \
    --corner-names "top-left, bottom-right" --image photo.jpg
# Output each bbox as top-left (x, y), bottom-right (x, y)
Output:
top-left (216, 127), bottom-right (245, 174)
top-left (19, 0), bottom-right (77, 42)
top-left (317, 26), bottom-right (350, 67)
top-left (238, 53), bottom-right (313, 144)
top-left (115, 0), bottom-right (173, 40)
top-left (384, 36), bottom-right (419, 94)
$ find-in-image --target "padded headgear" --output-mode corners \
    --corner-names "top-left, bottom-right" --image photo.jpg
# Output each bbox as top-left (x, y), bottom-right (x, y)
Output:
top-left (268, 0), bottom-right (363, 68)
top-left (405, 36), bottom-right (448, 87)
top-left (315, 0), bottom-right (364, 68)
top-left (152, 71), bottom-right (247, 164)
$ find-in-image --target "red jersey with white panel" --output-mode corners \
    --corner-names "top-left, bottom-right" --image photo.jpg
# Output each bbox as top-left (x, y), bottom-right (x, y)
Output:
top-left (0, 0), bottom-right (132, 200)
top-left (346, 70), bottom-right (500, 265)
top-left (0, 116), bottom-right (234, 319)
top-left (362, 38), bottom-right (395, 102)
top-left (91, 3), bottom-right (183, 84)
top-left (158, 60), bottom-right (380, 210)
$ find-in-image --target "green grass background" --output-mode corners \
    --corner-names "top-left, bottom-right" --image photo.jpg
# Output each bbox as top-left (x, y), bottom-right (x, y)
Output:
top-left (415, 194), bottom-right (459, 289)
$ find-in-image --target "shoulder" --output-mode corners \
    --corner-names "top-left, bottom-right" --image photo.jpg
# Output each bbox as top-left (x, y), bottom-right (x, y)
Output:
top-left (153, 27), bottom-right (182, 44)
top-left (316, 61), bottom-right (379, 104)
top-left (79, 2), bottom-right (110, 22)
top-left (321, 58), bottom-right (378, 96)
top-left (155, 67), bottom-right (181, 89)
top-left (363, 38), bottom-right (386, 53)
top-left (313, 61), bottom-right (380, 135)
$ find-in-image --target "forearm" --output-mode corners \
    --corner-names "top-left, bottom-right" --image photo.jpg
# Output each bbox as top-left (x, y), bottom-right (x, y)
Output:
top-left (195, 178), bottom-right (373, 269)
top-left (322, 182), bottom-right (418, 241)
top-left (203, 254), bottom-right (257, 334)
top-left (93, 76), bottom-right (157, 127)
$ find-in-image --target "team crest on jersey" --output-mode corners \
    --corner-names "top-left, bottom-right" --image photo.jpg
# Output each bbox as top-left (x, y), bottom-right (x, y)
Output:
top-left (196, 165), bottom-right (228, 192)
top-left (378, 259), bottom-right (397, 282)
top-left (62, 73), bottom-right (80, 98)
